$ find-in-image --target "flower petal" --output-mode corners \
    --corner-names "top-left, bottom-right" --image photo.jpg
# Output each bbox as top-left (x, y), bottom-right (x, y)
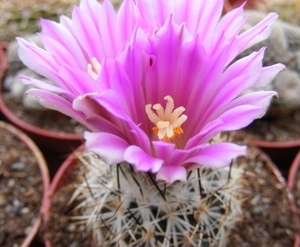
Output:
top-left (17, 38), bottom-right (61, 84)
top-left (252, 63), bottom-right (285, 88)
top-left (84, 131), bottom-right (129, 165)
top-left (25, 88), bottom-right (87, 126)
top-left (156, 166), bottom-right (187, 183)
top-left (40, 19), bottom-right (87, 69)
top-left (152, 141), bottom-right (175, 163)
top-left (238, 12), bottom-right (278, 52)
top-left (124, 145), bottom-right (163, 173)
top-left (184, 143), bottom-right (246, 169)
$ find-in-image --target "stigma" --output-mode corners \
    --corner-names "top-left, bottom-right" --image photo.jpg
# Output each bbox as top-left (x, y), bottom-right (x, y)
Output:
top-left (146, 96), bottom-right (187, 141)
top-left (87, 57), bottom-right (101, 80)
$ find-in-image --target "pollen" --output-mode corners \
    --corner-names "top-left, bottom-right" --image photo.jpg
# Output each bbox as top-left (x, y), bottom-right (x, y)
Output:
top-left (87, 57), bottom-right (101, 80)
top-left (146, 95), bottom-right (187, 141)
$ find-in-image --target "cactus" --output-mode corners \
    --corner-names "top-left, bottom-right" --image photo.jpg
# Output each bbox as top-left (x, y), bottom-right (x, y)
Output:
top-left (0, 0), bottom-right (79, 42)
top-left (65, 150), bottom-right (243, 247)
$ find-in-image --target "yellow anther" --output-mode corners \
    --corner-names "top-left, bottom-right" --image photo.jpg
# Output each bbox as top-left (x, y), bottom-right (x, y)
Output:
top-left (87, 57), bottom-right (101, 80)
top-left (146, 96), bottom-right (187, 141)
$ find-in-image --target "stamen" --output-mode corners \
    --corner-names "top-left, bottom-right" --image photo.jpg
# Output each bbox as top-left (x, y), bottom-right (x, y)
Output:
top-left (87, 57), bottom-right (101, 80)
top-left (146, 96), bottom-right (187, 141)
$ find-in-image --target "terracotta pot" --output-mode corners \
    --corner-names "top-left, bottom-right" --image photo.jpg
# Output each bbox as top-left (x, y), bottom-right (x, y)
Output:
top-left (0, 120), bottom-right (50, 247)
top-left (288, 151), bottom-right (300, 247)
top-left (0, 45), bottom-right (83, 154)
top-left (270, 151), bottom-right (300, 247)
top-left (253, 147), bottom-right (299, 247)
top-left (249, 139), bottom-right (300, 173)
top-left (0, 42), bottom-right (8, 120)
top-left (42, 144), bottom-right (84, 247)
top-left (0, 42), bottom-right (7, 84)
top-left (224, 0), bottom-right (259, 12)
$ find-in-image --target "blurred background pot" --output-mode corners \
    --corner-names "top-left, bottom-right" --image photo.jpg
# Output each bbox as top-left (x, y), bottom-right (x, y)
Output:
top-left (0, 120), bottom-right (50, 247)
top-left (249, 139), bottom-right (300, 175)
top-left (0, 42), bottom-right (7, 120)
top-left (0, 42), bottom-right (7, 84)
top-left (223, 0), bottom-right (259, 12)
top-left (41, 145), bottom-right (84, 247)
top-left (288, 151), bottom-right (300, 247)
top-left (0, 43), bottom-right (84, 155)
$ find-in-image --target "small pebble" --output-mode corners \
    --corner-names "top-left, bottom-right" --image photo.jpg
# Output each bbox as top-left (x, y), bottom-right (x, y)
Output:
top-left (68, 223), bottom-right (76, 232)
top-left (253, 205), bottom-right (264, 214)
top-left (70, 242), bottom-right (80, 247)
top-left (24, 226), bottom-right (33, 236)
top-left (7, 178), bottom-right (15, 187)
top-left (0, 194), bottom-right (7, 206)
top-left (12, 198), bottom-right (21, 207)
top-left (4, 204), bottom-right (13, 214)
top-left (11, 161), bottom-right (25, 170)
top-left (27, 176), bottom-right (34, 183)
top-left (20, 207), bottom-right (30, 215)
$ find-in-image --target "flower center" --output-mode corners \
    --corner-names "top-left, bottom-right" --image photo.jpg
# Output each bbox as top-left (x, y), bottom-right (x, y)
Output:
top-left (87, 57), bottom-right (101, 80)
top-left (146, 95), bottom-right (187, 141)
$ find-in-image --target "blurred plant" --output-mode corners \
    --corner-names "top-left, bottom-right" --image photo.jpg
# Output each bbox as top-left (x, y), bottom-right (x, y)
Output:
top-left (0, 0), bottom-right (79, 42)
top-left (257, 0), bottom-right (300, 25)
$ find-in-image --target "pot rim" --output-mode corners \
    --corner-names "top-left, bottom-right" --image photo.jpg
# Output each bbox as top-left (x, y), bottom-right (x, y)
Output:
top-left (249, 139), bottom-right (300, 148)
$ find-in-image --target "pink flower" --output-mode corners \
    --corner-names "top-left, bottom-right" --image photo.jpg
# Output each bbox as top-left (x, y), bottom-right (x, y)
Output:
top-left (18, 0), bottom-right (284, 184)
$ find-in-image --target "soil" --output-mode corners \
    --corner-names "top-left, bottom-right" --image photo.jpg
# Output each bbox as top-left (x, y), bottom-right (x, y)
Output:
top-left (241, 109), bottom-right (300, 142)
top-left (45, 147), bottom-right (299, 247)
top-left (0, 125), bottom-right (43, 246)
top-left (2, 87), bottom-right (85, 134)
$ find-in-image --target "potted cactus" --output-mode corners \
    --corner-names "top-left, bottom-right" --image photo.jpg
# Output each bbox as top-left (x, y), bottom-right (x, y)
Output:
top-left (42, 145), bottom-right (298, 246)
top-left (16, 0), bottom-right (298, 245)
